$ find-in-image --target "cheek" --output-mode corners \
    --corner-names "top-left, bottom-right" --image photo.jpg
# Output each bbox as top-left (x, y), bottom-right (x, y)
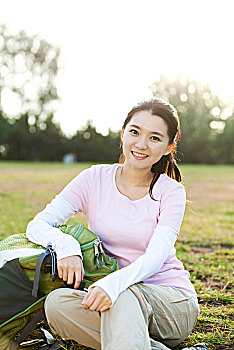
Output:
top-left (160, 141), bottom-right (170, 153)
top-left (121, 139), bottom-right (128, 156)
top-left (122, 135), bottom-right (131, 150)
top-left (152, 143), bottom-right (168, 158)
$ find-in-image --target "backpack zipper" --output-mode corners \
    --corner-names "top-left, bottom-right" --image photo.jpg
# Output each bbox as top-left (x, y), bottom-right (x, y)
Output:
top-left (94, 241), bottom-right (101, 269)
top-left (98, 241), bottom-right (106, 266)
top-left (81, 239), bottom-right (106, 268)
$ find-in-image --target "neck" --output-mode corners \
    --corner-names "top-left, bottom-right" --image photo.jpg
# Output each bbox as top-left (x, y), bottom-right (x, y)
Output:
top-left (119, 162), bottom-right (153, 187)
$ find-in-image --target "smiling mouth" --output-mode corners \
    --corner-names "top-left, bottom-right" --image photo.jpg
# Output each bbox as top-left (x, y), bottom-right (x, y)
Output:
top-left (131, 151), bottom-right (149, 159)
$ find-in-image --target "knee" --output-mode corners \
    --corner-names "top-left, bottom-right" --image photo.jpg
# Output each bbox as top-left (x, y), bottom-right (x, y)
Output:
top-left (44, 288), bottom-right (84, 323)
top-left (44, 289), bottom-right (61, 320)
top-left (112, 288), bottom-right (136, 309)
top-left (105, 288), bottom-right (144, 321)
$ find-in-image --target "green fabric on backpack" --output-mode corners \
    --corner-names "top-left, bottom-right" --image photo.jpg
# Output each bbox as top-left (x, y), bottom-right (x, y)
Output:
top-left (0, 223), bottom-right (119, 350)
top-left (19, 223), bottom-right (119, 291)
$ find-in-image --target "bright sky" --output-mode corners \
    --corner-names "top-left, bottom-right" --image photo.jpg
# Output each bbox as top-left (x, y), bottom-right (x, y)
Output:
top-left (0, 0), bottom-right (234, 136)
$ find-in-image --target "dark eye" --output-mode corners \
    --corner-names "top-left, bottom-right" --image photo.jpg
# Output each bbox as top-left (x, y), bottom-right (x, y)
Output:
top-left (129, 129), bottom-right (138, 135)
top-left (151, 136), bottom-right (160, 141)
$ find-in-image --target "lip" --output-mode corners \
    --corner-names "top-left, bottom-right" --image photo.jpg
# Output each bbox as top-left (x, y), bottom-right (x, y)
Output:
top-left (131, 151), bottom-right (149, 160)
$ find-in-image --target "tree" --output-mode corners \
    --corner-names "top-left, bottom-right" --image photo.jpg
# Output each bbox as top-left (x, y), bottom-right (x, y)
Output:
top-left (3, 113), bottom-right (68, 161)
top-left (0, 24), bottom-right (61, 125)
top-left (34, 114), bottom-right (69, 161)
top-left (0, 24), bottom-right (63, 160)
top-left (69, 121), bottom-right (120, 162)
top-left (214, 116), bottom-right (234, 164)
top-left (4, 114), bottom-right (31, 160)
top-left (0, 110), bottom-right (11, 159)
top-left (150, 76), bottom-right (234, 163)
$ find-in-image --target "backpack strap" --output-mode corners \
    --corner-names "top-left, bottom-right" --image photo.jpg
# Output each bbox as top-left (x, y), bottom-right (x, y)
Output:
top-left (32, 246), bottom-right (56, 297)
top-left (10, 308), bottom-right (46, 350)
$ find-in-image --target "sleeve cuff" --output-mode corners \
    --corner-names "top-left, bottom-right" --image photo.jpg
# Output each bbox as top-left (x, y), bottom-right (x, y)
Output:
top-left (55, 235), bottom-right (83, 261)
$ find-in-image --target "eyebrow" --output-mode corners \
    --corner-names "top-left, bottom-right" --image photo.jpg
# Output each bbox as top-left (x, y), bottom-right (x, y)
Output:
top-left (128, 124), bottom-right (164, 138)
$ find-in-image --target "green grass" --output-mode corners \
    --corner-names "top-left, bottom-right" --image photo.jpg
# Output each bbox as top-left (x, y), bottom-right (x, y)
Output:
top-left (0, 162), bottom-right (233, 349)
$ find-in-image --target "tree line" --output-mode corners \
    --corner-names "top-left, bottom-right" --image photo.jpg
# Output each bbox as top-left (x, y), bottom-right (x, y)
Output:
top-left (0, 113), bottom-right (121, 162)
top-left (0, 25), bottom-right (233, 164)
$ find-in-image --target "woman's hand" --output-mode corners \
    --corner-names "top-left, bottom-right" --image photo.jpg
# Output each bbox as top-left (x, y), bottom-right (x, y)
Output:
top-left (57, 255), bottom-right (84, 289)
top-left (82, 286), bottom-right (112, 312)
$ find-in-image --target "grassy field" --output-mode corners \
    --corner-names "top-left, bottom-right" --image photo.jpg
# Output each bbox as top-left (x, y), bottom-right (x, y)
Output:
top-left (0, 162), bottom-right (233, 349)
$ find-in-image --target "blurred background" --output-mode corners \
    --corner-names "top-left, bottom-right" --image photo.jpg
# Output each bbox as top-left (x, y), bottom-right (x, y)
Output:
top-left (0, 0), bottom-right (233, 164)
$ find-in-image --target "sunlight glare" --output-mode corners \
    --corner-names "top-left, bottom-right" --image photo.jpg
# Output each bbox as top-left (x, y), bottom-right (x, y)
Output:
top-left (180, 93), bottom-right (188, 102)
top-left (210, 121), bottom-right (225, 132)
top-left (211, 107), bottom-right (221, 117)
top-left (220, 107), bottom-right (233, 120)
top-left (188, 84), bottom-right (196, 94)
top-left (1, 88), bottom-right (21, 116)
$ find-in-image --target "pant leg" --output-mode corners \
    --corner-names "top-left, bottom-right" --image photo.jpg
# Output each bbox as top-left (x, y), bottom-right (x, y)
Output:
top-left (45, 285), bottom-right (198, 350)
top-left (45, 288), bottom-right (101, 349)
top-left (150, 339), bottom-right (171, 350)
top-left (45, 287), bottom-right (154, 350)
top-left (101, 288), bottom-right (151, 350)
top-left (129, 284), bottom-right (199, 349)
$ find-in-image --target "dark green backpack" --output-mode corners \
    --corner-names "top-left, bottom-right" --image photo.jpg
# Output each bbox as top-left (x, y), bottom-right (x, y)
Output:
top-left (0, 223), bottom-right (119, 350)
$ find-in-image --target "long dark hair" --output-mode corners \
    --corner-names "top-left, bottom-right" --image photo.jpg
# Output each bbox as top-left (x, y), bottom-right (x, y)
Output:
top-left (119, 98), bottom-right (183, 200)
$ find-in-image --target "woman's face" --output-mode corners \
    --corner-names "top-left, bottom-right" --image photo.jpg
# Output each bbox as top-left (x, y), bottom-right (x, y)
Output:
top-left (121, 110), bottom-right (174, 171)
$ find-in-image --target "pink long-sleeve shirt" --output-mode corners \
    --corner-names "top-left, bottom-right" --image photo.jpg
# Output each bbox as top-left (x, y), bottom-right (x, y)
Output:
top-left (61, 164), bottom-right (197, 302)
top-left (26, 163), bottom-right (198, 305)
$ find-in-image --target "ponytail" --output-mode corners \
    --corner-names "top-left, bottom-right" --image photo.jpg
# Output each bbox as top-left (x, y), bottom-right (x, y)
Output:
top-left (149, 151), bottom-right (182, 200)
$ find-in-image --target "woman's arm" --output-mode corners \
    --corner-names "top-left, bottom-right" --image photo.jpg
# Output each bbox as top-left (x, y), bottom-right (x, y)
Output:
top-left (26, 196), bottom-right (81, 260)
top-left (26, 167), bottom-right (94, 259)
top-left (26, 167), bottom-right (95, 287)
top-left (26, 196), bottom-right (85, 288)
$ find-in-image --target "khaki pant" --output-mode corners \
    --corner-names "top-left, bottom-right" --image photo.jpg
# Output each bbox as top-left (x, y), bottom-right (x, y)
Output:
top-left (45, 284), bottom-right (199, 350)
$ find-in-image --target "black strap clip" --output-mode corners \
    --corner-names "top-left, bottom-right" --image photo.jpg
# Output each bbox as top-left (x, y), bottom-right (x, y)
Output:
top-left (32, 245), bottom-right (57, 297)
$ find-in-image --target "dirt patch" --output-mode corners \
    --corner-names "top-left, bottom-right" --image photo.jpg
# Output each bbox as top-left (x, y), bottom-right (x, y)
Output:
top-left (190, 246), bottom-right (214, 253)
top-left (190, 245), bottom-right (233, 253)
top-left (186, 180), bottom-right (234, 205)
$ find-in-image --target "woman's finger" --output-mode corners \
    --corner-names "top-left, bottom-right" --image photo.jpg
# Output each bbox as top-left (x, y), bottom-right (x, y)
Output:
top-left (93, 297), bottom-right (111, 312)
top-left (82, 287), bottom-right (95, 304)
top-left (74, 269), bottom-right (82, 289)
top-left (87, 297), bottom-right (102, 312)
top-left (57, 265), bottom-right (63, 279)
top-left (99, 304), bottom-right (111, 312)
top-left (57, 255), bottom-right (83, 285)
top-left (82, 291), bottom-right (96, 310)
top-left (67, 268), bottom-right (75, 285)
top-left (61, 266), bottom-right (68, 282)
top-left (81, 265), bottom-right (85, 280)
top-left (82, 287), bottom-right (112, 312)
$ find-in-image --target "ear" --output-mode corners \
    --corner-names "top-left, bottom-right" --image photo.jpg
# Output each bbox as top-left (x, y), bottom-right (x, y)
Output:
top-left (121, 127), bottom-right (124, 141)
top-left (164, 142), bottom-right (176, 156)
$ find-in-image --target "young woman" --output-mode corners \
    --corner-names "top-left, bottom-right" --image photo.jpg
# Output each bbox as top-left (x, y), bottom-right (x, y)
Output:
top-left (26, 98), bottom-right (200, 350)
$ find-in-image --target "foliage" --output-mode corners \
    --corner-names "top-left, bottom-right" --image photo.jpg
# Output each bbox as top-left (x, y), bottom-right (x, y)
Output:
top-left (0, 163), bottom-right (233, 349)
top-left (0, 111), bottom-right (121, 161)
top-left (0, 24), bottom-right (60, 118)
top-left (150, 76), bottom-right (234, 164)
top-left (68, 120), bottom-right (120, 163)
top-left (0, 112), bottom-right (67, 161)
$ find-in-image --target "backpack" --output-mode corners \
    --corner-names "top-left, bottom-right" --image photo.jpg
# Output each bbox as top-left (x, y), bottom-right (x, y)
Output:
top-left (0, 223), bottom-right (119, 350)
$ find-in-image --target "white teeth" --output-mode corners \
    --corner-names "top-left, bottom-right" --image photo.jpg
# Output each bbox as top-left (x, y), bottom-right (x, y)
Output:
top-left (132, 151), bottom-right (148, 158)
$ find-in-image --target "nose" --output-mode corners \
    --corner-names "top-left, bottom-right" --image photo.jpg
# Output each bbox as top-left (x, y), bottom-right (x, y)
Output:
top-left (135, 136), bottom-right (147, 149)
